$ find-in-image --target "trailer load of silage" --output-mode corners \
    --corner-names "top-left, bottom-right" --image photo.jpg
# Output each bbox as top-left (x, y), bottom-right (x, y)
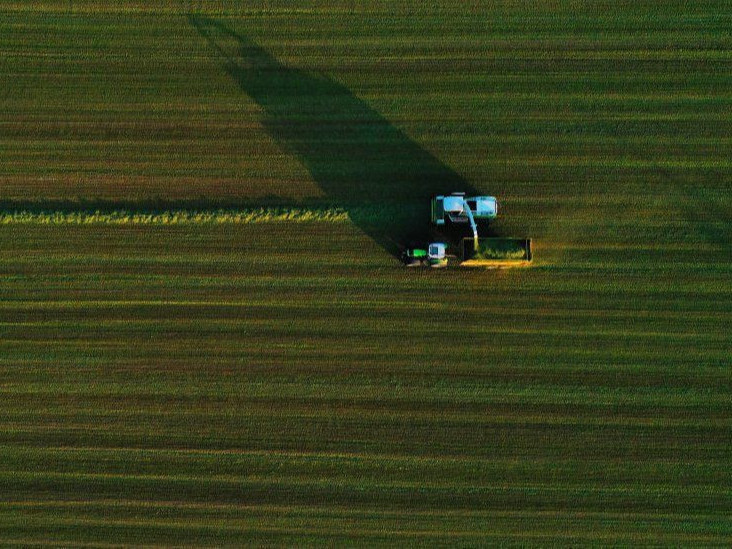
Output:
top-left (461, 238), bottom-right (532, 266)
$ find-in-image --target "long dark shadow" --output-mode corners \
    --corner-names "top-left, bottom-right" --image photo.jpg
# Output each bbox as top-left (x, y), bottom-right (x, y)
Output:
top-left (189, 15), bottom-right (480, 256)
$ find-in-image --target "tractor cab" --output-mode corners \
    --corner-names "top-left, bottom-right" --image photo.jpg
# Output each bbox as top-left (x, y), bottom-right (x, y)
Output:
top-left (428, 242), bottom-right (447, 264)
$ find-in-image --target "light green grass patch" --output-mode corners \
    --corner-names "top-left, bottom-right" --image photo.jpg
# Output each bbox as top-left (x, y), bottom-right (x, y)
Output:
top-left (0, 208), bottom-right (351, 225)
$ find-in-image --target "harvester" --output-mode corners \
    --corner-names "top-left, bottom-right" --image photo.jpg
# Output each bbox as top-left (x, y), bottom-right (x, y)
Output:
top-left (431, 192), bottom-right (497, 250)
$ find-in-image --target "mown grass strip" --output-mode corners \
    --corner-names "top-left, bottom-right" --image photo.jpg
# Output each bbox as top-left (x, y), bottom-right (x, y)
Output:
top-left (0, 204), bottom-right (428, 225)
top-left (0, 208), bottom-right (351, 225)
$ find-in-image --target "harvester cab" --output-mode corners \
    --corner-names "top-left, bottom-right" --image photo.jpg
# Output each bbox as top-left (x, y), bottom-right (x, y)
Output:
top-left (465, 196), bottom-right (498, 218)
top-left (403, 242), bottom-right (448, 268)
top-left (431, 192), bottom-right (498, 225)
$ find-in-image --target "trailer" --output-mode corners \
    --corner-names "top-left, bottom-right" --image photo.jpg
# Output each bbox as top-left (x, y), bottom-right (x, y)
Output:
top-left (460, 237), bottom-right (532, 267)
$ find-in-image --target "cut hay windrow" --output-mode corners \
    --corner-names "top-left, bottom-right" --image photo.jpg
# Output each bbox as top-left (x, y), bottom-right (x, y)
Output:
top-left (0, 208), bottom-right (353, 225)
top-left (0, 204), bottom-right (422, 225)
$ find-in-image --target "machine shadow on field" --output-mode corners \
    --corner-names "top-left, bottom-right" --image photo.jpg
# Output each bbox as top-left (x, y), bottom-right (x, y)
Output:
top-left (189, 15), bottom-right (482, 257)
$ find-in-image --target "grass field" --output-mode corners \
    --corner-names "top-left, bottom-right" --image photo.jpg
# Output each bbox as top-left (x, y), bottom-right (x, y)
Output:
top-left (1, 1), bottom-right (731, 545)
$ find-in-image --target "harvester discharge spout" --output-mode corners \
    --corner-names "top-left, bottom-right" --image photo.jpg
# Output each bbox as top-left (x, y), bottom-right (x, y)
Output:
top-left (461, 199), bottom-right (480, 251)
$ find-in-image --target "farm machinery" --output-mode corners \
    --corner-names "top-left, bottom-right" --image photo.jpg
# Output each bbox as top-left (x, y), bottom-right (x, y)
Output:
top-left (404, 192), bottom-right (532, 268)
top-left (402, 242), bottom-right (448, 268)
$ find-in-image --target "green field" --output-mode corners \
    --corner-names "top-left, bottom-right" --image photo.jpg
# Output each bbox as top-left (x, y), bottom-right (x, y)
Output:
top-left (1, 1), bottom-right (731, 545)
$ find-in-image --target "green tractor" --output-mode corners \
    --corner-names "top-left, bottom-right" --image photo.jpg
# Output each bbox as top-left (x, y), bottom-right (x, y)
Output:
top-left (402, 242), bottom-right (448, 268)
